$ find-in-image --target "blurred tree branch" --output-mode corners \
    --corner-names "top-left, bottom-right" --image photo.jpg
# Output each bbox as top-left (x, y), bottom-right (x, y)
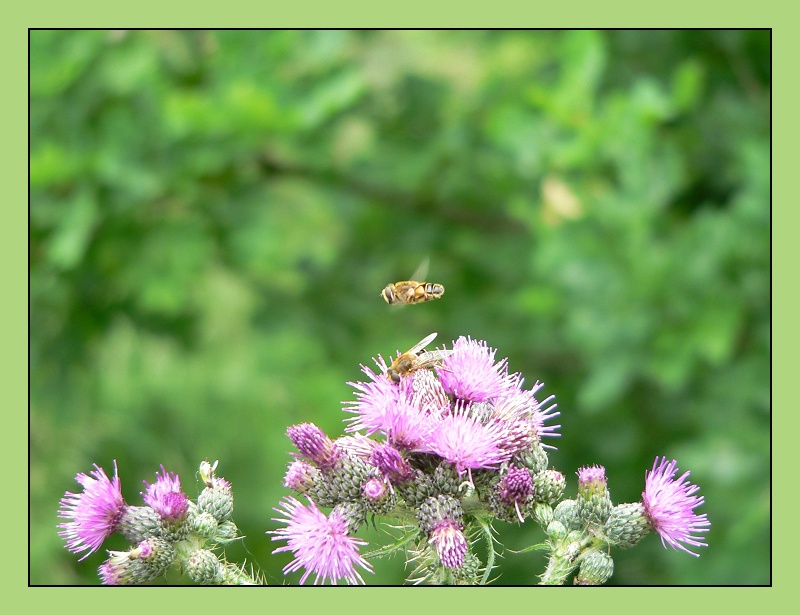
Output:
top-left (256, 151), bottom-right (527, 236)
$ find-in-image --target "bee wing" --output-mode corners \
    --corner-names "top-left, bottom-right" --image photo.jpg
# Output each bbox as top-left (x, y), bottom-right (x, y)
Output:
top-left (414, 349), bottom-right (454, 368)
top-left (406, 332), bottom-right (438, 356)
top-left (409, 257), bottom-right (430, 283)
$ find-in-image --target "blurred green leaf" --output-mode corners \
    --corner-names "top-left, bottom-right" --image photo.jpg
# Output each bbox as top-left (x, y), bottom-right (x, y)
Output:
top-left (671, 59), bottom-right (705, 112)
top-left (45, 189), bottom-right (98, 270)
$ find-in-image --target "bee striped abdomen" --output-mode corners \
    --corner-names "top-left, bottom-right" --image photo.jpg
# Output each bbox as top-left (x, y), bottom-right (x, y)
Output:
top-left (420, 283), bottom-right (444, 300)
top-left (381, 281), bottom-right (445, 305)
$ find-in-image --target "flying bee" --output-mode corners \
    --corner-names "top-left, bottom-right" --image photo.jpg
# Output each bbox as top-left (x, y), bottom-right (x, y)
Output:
top-left (381, 257), bottom-right (444, 305)
top-left (381, 280), bottom-right (445, 305)
top-left (386, 332), bottom-right (453, 383)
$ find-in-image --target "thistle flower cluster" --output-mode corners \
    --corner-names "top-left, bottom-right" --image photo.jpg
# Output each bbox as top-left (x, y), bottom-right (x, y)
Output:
top-left (271, 335), bottom-right (711, 585)
top-left (58, 334), bottom-right (711, 585)
top-left (272, 335), bottom-right (563, 584)
top-left (58, 460), bottom-right (261, 585)
top-left (539, 460), bottom-right (711, 585)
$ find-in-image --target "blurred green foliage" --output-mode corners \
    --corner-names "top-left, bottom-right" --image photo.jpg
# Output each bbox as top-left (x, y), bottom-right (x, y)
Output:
top-left (30, 30), bottom-right (769, 585)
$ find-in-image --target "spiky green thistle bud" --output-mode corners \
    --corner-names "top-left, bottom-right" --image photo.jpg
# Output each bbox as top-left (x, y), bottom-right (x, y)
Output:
top-left (117, 505), bottom-right (162, 544)
top-left (547, 520), bottom-right (567, 541)
top-left (416, 494), bottom-right (463, 534)
top-left (139, 537), bottom-right (176, 571)
top-left (363, 477), bottom-right (398, 515)
top-left (576, 465), bottom-right (613, 527)
top-left (215, 519), bottom-right (240, 544)
top-left (154, 497), bottom-right (190, 542)
top-left (432, 463), bottom-right (465, 496)
top-left (533, 503), bottom-right (554, 526)
top-left (332, 500), bottom-right (367, 534)
top-left (453, 552), bottom-right (482, 584)
top-left (574, 550), bottom-right (614, 585)
top-left (160, 518), bottom-right (190, 542)
top-left (221, 561), bottom-right (263, 585)
top-left (185, 549), bottom-right (225, 584)
top-left (553, 499), bottom-right (582, 531)
top-left (533, 469), bottom-right (566, 505)
top-left (604, 502), bottom-right (651, 549)
top-left (99, 538), bottom-right (175, 585)
top-left (515, 440), bottom-right (549, 474)
top-left (198, 478), bottom-right (234, 523)
top-left (395, 468), bottom-right (436, 508)
top-left (308, 456), bottom-right (371, 507)
top-left (191, 510), bottom-right (219, 540)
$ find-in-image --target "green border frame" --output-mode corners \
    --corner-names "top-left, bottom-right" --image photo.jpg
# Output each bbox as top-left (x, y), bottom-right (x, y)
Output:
top-left (14, 3), bottom-right (782, 613)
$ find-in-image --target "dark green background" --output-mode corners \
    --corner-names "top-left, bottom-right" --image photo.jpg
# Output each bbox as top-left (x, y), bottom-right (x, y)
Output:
top-left (30, 29), bottom-right (769, 585)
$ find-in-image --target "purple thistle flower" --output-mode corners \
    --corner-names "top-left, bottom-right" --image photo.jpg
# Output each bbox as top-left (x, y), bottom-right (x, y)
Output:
top-left (97, 538), bottom-right (174, 585)
top-left (287, 423), bottom-right (341, 469)
top-left (642, 457), bottom-right (711, 557)
top-left (363, 477), bottom-right (388, 502)
top-left (499, 465), bottom-right (534, 505)
top-left (345, 362), bottom-right (437, 449)
top-left (142, 465), bottom-right (189, 521)
top-left (429, 521), bottom-right (468, 570)
top-left (58, 460), bottom-right (127, 560)
top-left (576, 465), bottom-right (613, 526)
top-left (270, 496), bottom-right (373, 585)
top-left (531, 391), bottom-right (560, 445)
top-left (335, 434), bottom-right (379, 461)
top-left (491, 389), bottom-right (535, 421)
top-left (137, 540), bottom-right (155, 558)
top-left (380, 396), bottom-right (439, 450)
top-left (370, 442), bottom-right (413, 483)
top-left (497, 465), bottom-right (534, 523)
top-left (98, 559), bottom-right (122, 585)
top-left (577, 465), bottom-right (607, 492)
top-left (410, 368), bottom-right (450, 415)
top-left (283, 460), bottom-right (318, 492)
top-left (344, 358), bottom-right (403, 433)
top-left (487, 415), bottom-right (536, 457)
top-left (493, 385), bottom-right (561, 446)
top-left (437, 336), bottom-right (518, 403)
top-left (422, 405), bottom-right (512, 475)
